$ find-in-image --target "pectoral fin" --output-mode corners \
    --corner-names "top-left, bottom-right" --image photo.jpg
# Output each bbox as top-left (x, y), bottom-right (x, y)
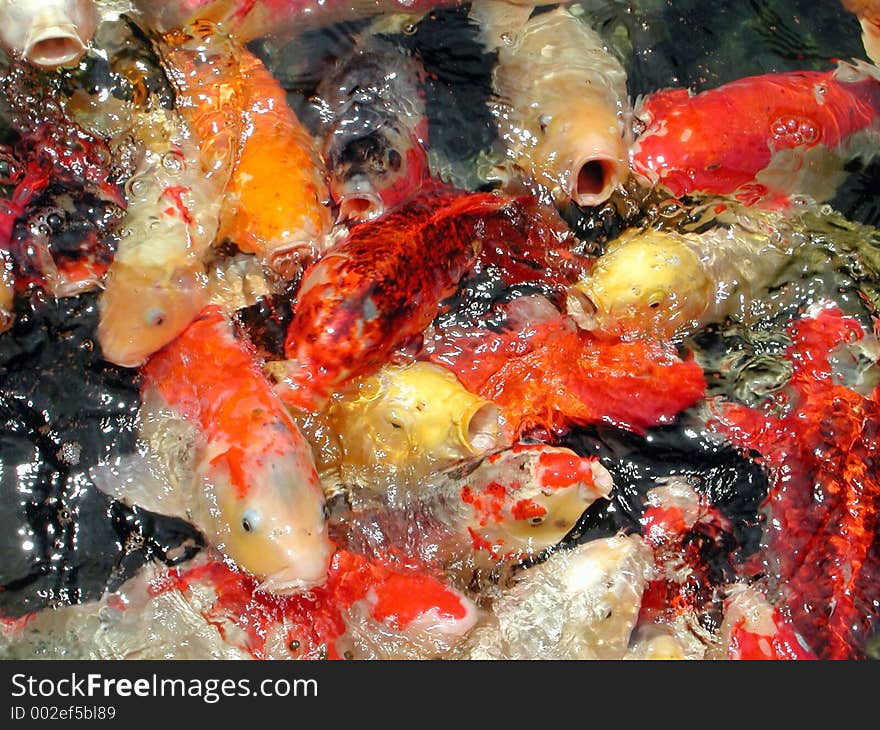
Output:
top-left (89, 450), bottom-right (193, 522)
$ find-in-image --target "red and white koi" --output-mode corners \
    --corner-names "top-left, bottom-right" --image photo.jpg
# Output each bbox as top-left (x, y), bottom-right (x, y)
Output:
top-left (97, 305), bottom-right (331, 592)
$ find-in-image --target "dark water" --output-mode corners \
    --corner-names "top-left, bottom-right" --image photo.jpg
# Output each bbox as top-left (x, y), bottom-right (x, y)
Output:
top-left (0, 1), bottom-right (878, 657)
top-left (0, 293), bottom-right (202, 616)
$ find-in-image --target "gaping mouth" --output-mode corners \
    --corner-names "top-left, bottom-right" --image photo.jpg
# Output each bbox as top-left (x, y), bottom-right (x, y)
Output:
top-left (338, 191), bottom-right (385, 223)
top-left (569, 154), bottom-right (623, 208)
top-left (25, 25), bottom-right (87, 69)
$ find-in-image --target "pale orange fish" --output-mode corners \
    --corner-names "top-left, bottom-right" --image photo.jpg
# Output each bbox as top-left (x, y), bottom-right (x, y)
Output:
top-left (160, 23), bottom-right (331, 272)
top-left (95, 305), bottom-right (332, 593)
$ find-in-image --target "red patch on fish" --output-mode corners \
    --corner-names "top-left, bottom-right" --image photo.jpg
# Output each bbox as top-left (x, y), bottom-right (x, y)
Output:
top-left (708, 305), bottom-right (880, 659)
top-left (631, 64), bottom-right (880, 206)
top-left (433, 316), bottom-right (706, 438)
top-left (149, 550), bottom-right (469, 659)
top-left (728, 616), bottom-right (817, 661)
top-left (535, 448), bottom-right (598, 489)
top-left (143, 305), bottom-right (313, 500)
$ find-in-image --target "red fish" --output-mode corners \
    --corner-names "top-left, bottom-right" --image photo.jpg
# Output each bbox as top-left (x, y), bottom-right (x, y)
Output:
top-left (138, 305), bottom-right (332, 592)
top-left (148, 549), bottom-right (477, 659)
top-left (630, 61), bottom-right (880, 207)
top-left (431, 313), bottom-right (707, 439)
top-left (280, 189), bottom-right (506, 411)
top-left (708, 305), bottom-right (880, 659)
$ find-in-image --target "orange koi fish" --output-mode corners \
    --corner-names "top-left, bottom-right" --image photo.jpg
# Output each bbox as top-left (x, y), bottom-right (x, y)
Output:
top-left (631, 61), bottom-right (880, 207)
top-left (160, 23), bottom-right (331, 271)
top-left (280, 189), bottom-right (505, 412)
top-left (100, 305), bottom-right (331, 592)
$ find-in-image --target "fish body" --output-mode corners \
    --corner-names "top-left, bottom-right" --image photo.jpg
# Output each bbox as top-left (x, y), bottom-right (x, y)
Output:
top-left (0, 249), bottom-right (13, 332)
top-left (568, 224), bottom-right (794, 341)
top-left (442, 443), bottom-right (614, 560)
top-left (324, 361), bottom-right (506, 488)
top-left (281, 189), bottom-right (505, 411)
top-left (0, 118), bottom-right (124, 299)
top-left (131, 0), bottom-right (534, 43)
top-left (0, 0), bottom-right (97, 69)
top-left (477, 3), bottom-right (630, 207)
top-left (460, 534), bottom-right (654, 659)
top-left (714, 585), bottom-right (816, 660)
top-left (708, 305), bottom-right (880, 659)
top-left (631, 61), bottom-right (880, 207)
top-left (130, 305), bottom-right (331, 592)
top-left (97, 103), bottom-right (223, 368)
top-left (159, 24), bottom-right (331, 271)
top-left (0, 549), bottom-right (478, 660)
top-left (315, 37), bottom-right (429, 222)
top-left (329, 444), bottom-right (613, 581)
top-left (842, 0), bottom-right (880, 63)
top-left (432, 311), bottom-right (707, 438)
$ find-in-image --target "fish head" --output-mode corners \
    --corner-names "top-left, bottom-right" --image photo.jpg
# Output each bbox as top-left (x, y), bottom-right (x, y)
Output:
top-left (0, 0), bottom-right (97, 70)
top-left (459, 446), bottom-right (613, 558)
top-left (332, 362), bottom-right (506, 465)
top-left (98, 263), bottom-right (208, 368)
top-left (211, 452), bottom-right (332, 593)
top-left (567, 230), bottom-right (712, 339)
top-left (328, 127), bottom-right (424, 222)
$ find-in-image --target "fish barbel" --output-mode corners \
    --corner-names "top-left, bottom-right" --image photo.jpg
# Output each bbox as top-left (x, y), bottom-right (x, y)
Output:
top-left (101, 305), bottom-right (332, 592)
top-left (315, 36), bottom-right (429, 222)
top-left (280, 189), bottom-right (506, 411)
top-left (630, 60), bottom-right (880, 207)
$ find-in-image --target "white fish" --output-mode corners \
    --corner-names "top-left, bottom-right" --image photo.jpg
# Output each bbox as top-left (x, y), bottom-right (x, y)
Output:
top-left (459, 533), bottom-right (654, 659)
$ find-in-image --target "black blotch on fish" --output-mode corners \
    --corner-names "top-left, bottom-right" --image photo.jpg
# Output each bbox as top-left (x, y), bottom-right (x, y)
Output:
top-left (233, 283), bottom-right (298, 360)
top-left (9, 190), bottom-right (121, 283)
top-left (434, 263), bottom-right (559, 334)
top-left (560, 423), bottom-right (769, 558)
top-left (0, 292), bottom-right (202, 618)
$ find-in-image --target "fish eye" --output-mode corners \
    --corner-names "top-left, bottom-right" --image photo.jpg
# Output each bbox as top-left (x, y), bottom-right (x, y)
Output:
top-left (529, 516), bottom-right (545, 526)
top-left (146, 308), bottom-right (167, 327)
top-left (241, 508), bottom-right (262, 534)
top-left (387, 149), bottom-right (402, 171)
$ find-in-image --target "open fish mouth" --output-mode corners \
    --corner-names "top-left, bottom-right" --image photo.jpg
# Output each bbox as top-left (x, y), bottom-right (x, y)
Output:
top-left (569, 153), bottom-right (624, 208)
top-left (336, 180), bottom-right (385, 222)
